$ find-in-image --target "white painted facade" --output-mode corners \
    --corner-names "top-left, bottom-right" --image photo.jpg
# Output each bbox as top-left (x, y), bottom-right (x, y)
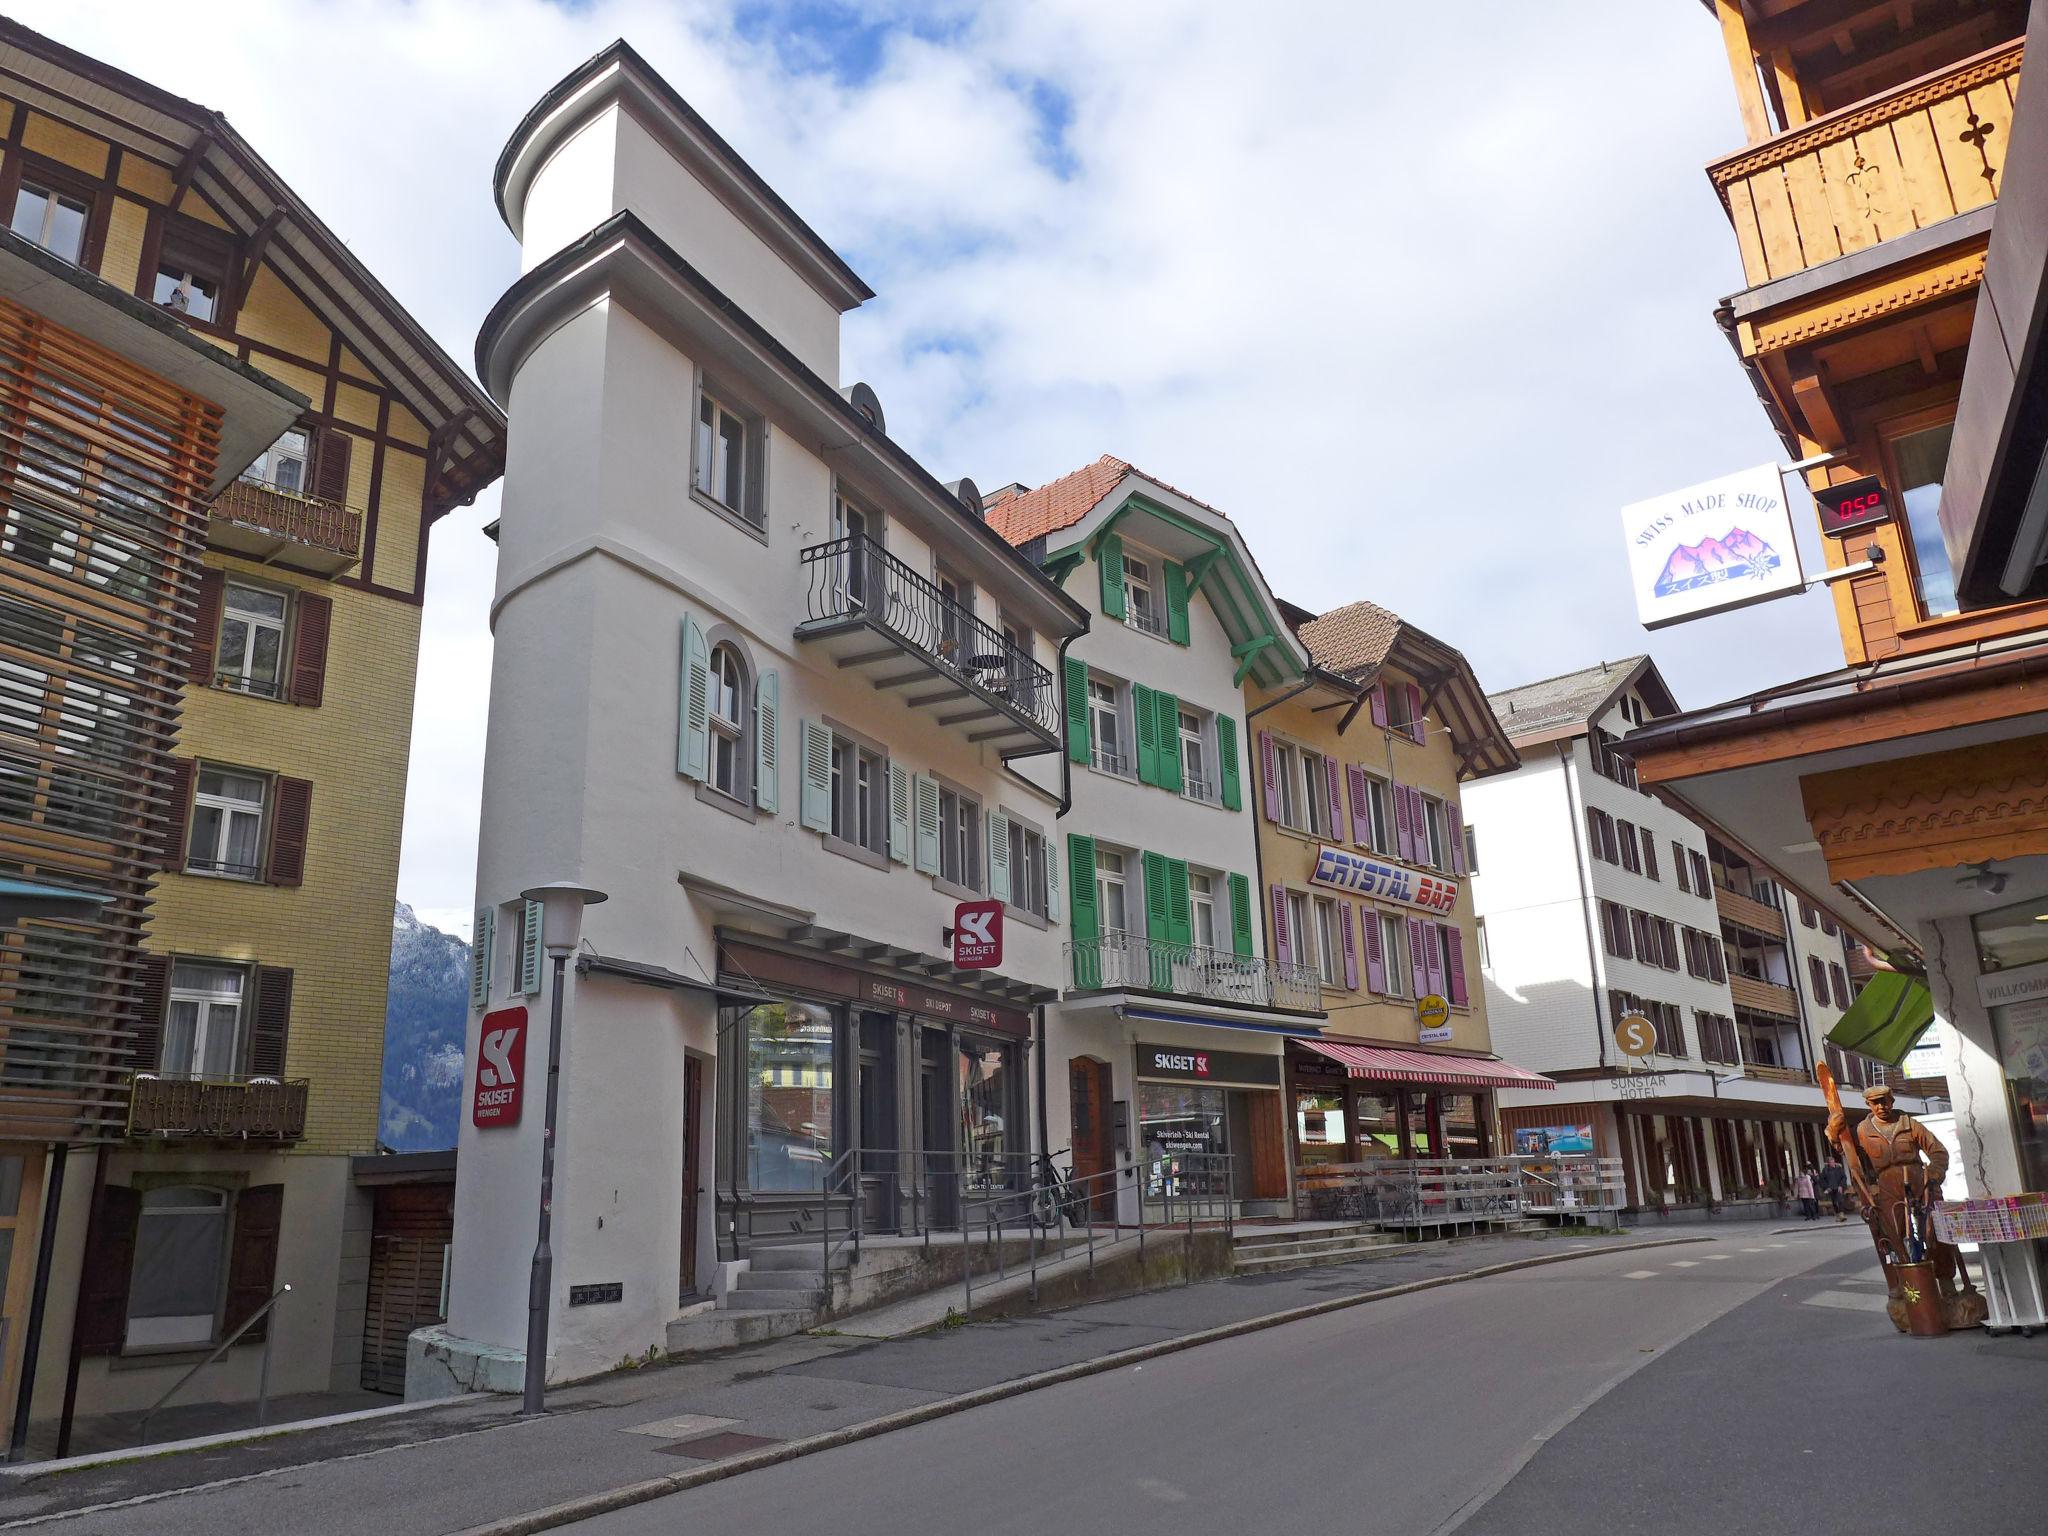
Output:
top-left (426, 46), bottom-right (1087, 1389)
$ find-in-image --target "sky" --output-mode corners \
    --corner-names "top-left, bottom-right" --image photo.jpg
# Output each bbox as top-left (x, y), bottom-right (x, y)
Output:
top-left (16, 0), bottom-right (1853, 939)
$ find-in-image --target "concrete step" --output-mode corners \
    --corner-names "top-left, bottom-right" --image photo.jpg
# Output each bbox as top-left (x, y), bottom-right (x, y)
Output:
top-left (750, 1244), bottom-right (854, 1272)
top-left (1232, 1237), bottom-right (1402, 1272)
top-left (1231, 1228), bottom-right (1376, 1255)
top-left (736, 1268), bottom-right (828, 1291)
top-left (1232, 1222), bottom-right (1375, 1244)
top-left (721, 1288), bottom-right (825, 1311)
top-left (666, 1305), bottom-right (812, 1355)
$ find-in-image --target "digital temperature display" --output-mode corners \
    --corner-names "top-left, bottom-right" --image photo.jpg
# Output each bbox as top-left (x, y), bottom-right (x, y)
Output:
top-left (1814, 474), bottom-right (1891, 536)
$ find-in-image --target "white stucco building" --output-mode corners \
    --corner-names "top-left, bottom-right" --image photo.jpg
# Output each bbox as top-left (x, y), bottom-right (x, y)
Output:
top-left (416, 42), bottom-right (1090, 1389)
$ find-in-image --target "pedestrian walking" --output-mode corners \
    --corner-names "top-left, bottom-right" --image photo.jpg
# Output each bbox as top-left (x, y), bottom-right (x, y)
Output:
top-left (1819, 1154), bottom-right (1850, 1221)
top-left (1795, 1164), bottom-right (1819, 1220)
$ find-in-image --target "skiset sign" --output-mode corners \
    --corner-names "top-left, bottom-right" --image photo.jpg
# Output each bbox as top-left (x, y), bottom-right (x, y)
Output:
top-left (472, 1006), bottom-right (528, 1128)
top-left (1621, 462), bottom-right (1805, 630)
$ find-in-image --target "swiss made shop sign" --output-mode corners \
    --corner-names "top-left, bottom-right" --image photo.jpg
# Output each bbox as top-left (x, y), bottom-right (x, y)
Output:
top-left (1620, 463), bottom-right (1804, 631)
top-left (471, 1006), bottom-right (528, 1128)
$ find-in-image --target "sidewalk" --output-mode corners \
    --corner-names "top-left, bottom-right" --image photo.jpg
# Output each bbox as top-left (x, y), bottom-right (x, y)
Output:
top-left (0, 1226), bottom-right (1699, 1536)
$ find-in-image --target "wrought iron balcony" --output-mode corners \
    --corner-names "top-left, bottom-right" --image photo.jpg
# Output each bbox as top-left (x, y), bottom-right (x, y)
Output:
top-left (127, 1073), bottom-right (310, 1140)
top-left (1066, 932), bottom-right (1322, 1013)
top-left (797, 534), bottom-right (1060, 754)
top-left (207, 474), bottom-right (363, 577)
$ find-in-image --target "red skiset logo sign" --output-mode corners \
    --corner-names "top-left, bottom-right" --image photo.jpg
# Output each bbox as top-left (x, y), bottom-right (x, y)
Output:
top-left (472, 1006), bottom-right (528, 1128)
top-left (951, 898), bottom-right (1003, 969)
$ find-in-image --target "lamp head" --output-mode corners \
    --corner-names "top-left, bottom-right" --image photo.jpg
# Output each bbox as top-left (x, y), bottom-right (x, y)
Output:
top-left (519, 881), bottom-right (608, 956)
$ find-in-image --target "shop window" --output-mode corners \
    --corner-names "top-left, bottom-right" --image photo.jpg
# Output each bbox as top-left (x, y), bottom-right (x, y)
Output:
top-left (1353, 1091), bottom-right (1400, 1155)
top-left (186, 767), bottom-right (267, 879)
top-left (217, 582), bottom-right (289, 698)
top-left (1887, 420), bottom-right (1957, 620)
top-left (1441, 1094), bottom-right (1487, 1158)
top-left (739, 1002), bottom-right (836, 1192)
top-left (1296, 1091), bottom-right (1347, 1166)
top-left (10, 180), bottom-right (89, 264)
top-left (959, 1038), bottom-right (1017, 1190)
top-left (126, 1185), bottom-right (229, 1348)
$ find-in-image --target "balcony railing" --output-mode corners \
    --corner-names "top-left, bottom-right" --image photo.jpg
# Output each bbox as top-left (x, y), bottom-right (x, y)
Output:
top-left (1067, 932), bottom-right (1322, 1012)
top-left (1728, 973), bottom-right (1800, 1020)
top-left (1738, 1062), bottom-right (1814, 1087)
top-left (1713, 884), bottom-right (1786, 939)
top-left (208, 478), bottom-right (363, 576)
top-left (127, 1073), bottom-right (310, 1140)
top-left (798, 534), bottom-right (1060, 750)
top-left (1709, 39), bottom-right (2022, 289)
top-left (1123, 601), bottom-right (1170, 639)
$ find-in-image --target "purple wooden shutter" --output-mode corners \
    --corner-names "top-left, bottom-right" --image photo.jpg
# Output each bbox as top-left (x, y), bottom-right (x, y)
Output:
top-left (1259, 731), bottom-right (1280, 822)
top-left (1347, 765), bottom-right (1368, 837)
top-left (1406, 683), bottom-right (1426, 744)
top-left (1363, 907), bottom-right (1387, 992)
top-left (1445, 926), bottom-right (1468, 1006)
top-left (1393, 784), bottom-right (1414, 862)
top-left (1446, 802), bottom-right (1465, 875)
top-left (1326, 756), bottom-right (1348, 843)
top-left (1269, 884), bottom-right (1290, 964)
top-left (1424, 920), bottom-right (1445, 998)
top-left (1407, 915), bottom-right (1430, 999)
top-left (1370, 685), bottom-right (1388, 729)
top-left (1340, 902), bottom-right (1358, 990)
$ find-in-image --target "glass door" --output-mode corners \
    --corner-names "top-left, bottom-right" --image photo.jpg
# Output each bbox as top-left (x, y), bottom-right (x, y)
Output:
top-left (959, 1036), bottom-right (1016, 1196)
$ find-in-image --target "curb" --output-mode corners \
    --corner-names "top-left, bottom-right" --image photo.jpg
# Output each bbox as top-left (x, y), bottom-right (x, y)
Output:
top-left (455, 1234), bottom-right (1713, 1536)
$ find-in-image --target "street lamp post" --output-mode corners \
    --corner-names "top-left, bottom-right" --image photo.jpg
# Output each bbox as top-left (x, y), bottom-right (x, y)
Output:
top-left (518, 881), bottom-right (607, 1416)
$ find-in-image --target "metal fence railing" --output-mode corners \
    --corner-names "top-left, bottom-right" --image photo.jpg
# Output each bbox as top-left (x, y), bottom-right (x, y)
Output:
top-left (1294, 1155), bottom-right (1625, 1230)
top-left (1066, 932), bottom-right (1321, 1011)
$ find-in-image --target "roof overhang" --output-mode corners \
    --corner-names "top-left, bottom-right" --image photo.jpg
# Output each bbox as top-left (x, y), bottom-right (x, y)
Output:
top-left (1380, 625), bottom-right (1519, 779)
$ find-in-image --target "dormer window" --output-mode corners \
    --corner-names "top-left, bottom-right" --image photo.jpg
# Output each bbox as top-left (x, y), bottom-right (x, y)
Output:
top-left (1123, 555), bottom-right (1163, 635)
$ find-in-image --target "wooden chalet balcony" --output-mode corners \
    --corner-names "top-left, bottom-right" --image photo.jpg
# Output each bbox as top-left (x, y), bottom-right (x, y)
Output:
top-left (1739, 1062), bottom-right (1814, 1088)
top-left (208, 476), bottom-right (363, 577)
top-left (1709, 38), bottom-right (2022, 289)
top-left (1714, 884), bottom-right (1786, 938)
top-left (127, 1073), bottom-right (310, 1141)
top-left (796, 534), bottom-right (1060, 755)
top-left (1728, 973), bottom-right (1800, 1021)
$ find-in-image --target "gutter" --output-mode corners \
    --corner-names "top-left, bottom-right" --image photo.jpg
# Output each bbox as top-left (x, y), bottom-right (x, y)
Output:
top-left (1714, 300), bottom-right (1804, 463)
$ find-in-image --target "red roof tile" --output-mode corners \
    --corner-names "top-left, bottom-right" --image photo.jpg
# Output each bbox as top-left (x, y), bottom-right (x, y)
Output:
top-left (1297, 599), bottom-right (1403, 676)
top-left (984, 456), bottom-right (1130, 546)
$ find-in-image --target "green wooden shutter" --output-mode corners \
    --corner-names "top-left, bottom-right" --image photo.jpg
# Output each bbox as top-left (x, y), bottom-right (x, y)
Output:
top-left (799, 719), bottom-right (833, 832)
top-left (754, 670), bottom-right (779, 812)
top-left (1134, 684), bottom-right (1159, 785)
top-left (1167, 858), bottom-right (1191, 945)
top-left (678, 615), bottom-right (711, 781)
top-left (1065, 656), bottom-right (1090, 763)
top-left (1216, 715), bottom-right (1242, 811)
top-left (1068, 834), bottom-right (1099, 986)
top-left (470, 906), bottom-right (494, 1007)
top-left (986, 809), bottom-right (1012, 902)
top-left (1142, 850), bottom-right (1173, 988)
top-left (1165, 561), bottom-right (1190, 645)
top-left (1047, 830), bottom-right (1061, 923)
top-left (1098, 532), bottom-right (1126, 620)
top-left (1227, 873), bottom-right (1254, 957)
top-left (520, 899), bottom-right (544, 996)
top-left (1155, 691), bottom-right (1183, 793)
top-left (887, 763), bottom-right (910, 863)
top-left (914, 774), bottom-right (941, 873)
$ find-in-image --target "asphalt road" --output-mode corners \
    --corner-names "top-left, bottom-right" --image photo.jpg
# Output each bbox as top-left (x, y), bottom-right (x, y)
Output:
top-left (569, 1227), bottom-right (1944, 1535)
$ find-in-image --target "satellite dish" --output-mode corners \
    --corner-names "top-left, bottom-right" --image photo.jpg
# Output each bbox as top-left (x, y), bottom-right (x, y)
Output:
top-left (947, 478), bottom-right (984, 521)
top-left (839, 382), bottom-right (885, 433)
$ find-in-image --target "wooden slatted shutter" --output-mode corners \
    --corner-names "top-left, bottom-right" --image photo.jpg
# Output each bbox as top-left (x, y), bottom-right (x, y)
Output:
top-left (1405, 684), bottom-right (1425, 744)
top-left (470, 906), bottom-right (494, 1007)
top-left (76, 1185), bottom-right (141, 1355)
top-left (753, 670), bottom-right (778, 812)
top-left (1215, 715), bottom-right (1241, 811)
top-left (132, 952), bottom-right (169, 1074)
top-left (266, 776), bottom-right (312, 886)
top-left (1640, 833), bottom-right (1657, 882)
top-left (1407, 915), bottom-right (1430, 999)
top-left (1370, 685), bottom-right (1388, 729)
top-left (287, 592), bottom-right (331, 707)
top-left (1674, 841), bottom-right (1690, 892)
top-left (1164, 561), bottom-right (1190, 645)
top-left (159, 757), bottom-right (195, 870)
top-left (1155, 691), bottom-right (1182, 794)
top-left (224, 1184), bottom-right (285, 1341)
top-left (913, 774), bottom-right (941, 873)
top-left (521, 899), bottom-right (544, 996)
top-left (1269, 884), bottom-right (1290, 965)
top-left (1258, 731), bottom-right (1279, 821)
top-left (1446, 803), bottom-right (1465, 875)
top-left (249, 965), bottom-right (293, 1077)
top-left (1445, 926), bottom-right (1468, 1006)
top-left (1068, 834), bottom-right (1098, 986)
top-left (799, 720), bottom-right (832, 832)
top-left (1142, 851), bottom-right (1173, 988)
top-left (1046, 831), bottom-right (1060, 921)
top-left (189, 567), bottom-right (225, 683)
top-left (1340, 902), bottom-right (1358, 991)
top-left (1097, 532), bottom-right (1125, 620)
top-left (1363, 906), bottom-right (1387, 993)
top-left (1166, 858), bottom-right (1191, 946)
top-left (678, 616), bottom-right (711, 782)
top-left (1394, 783), bottom-right (1417, 863)
top-left (986, 809), bottom-right (1011, 903)
top-left (1133, 684), bottom-right (1158, 786)
top-left (311, 427), bottom-right (353, 504)
top-left (887, 764), bottom-right (910, 864)
top-left (1065, 657), bottom-right (1089, 764)
top-left (1325, 756), bottom-right (1348, 843)
top-left (1227, 873), bottom-right (1253, 957)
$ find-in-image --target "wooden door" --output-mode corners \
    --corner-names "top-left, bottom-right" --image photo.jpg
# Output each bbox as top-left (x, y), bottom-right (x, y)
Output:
top-left (361, 1184), bottom-right (452, 1395)
top-left (681, 1055), bottom-right (703, 1299)
top-left (1069, 1058), bottom-right (1114, 1218)
top-left (1246, 1091), bottom-right (1288, 1201)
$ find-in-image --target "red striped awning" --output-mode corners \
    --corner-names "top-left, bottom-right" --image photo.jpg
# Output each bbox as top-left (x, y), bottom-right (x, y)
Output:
top-left (1297, 1039), bottom-right (1557, 1090)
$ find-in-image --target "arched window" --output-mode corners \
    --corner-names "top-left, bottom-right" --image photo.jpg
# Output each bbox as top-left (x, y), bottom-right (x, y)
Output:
top-left (708, 643), bottom-right (747, 799)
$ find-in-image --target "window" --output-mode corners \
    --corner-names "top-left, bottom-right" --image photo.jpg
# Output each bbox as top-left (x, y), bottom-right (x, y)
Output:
top-left (1475, 916), bottom-right (1491, 969)
top-left (937, 785), bottom-right (980, 890)
top-left (1007, 820), bottom-right (1049, 918)
top-left (1000, 617), bottom-right (1034, 707)
top-left (1378, 912), bottom-right (1407, 997)
top-left (1820, 914), bottom-right (1838, 938)
top-left (1179, 710), bottom-right (1213, 803)
top-left (213, 582), bottom-right (288, 698)
top-left (936, 569), bottom-right (974, 663)
top-left (1608, 993), bottom-right (1684, 1058)
top-left (1653, 918), bottom-right (1679, 970)
top-left (240, 428), bottom-right (311, 496)
top-left (1599, 900), bottom-right (1632, 960)
top-left (1097, 849), bottom-right (1130, 935)
top-left (1302, 749), bottom-right (1332, 838)
top-left (1361, 773), bottom-right (1394, 856)
top-left (1287, 890), bottom-right (1313, 973)
top-left (187, 768), bottom-right (266, 879)
top-left (1689, 849), bottom-right (1710, 896)
top-left (739, 1002), bottom-right (835, 1192)
top-left (1809, 955), bottom-right (1828, 1003)
top-left (830, 494), bottom-right (872, 610)
top-left (1088, 678), bottom-right (1126, 776)
top-left (1797, 898), bottom-right (1817, 929)
top-left (1190, 871), bottom-right (1218, 951)
top-left (1384, 685), bottom-right (1418, 737)
top-left (1420, 795), bottom-right (1446, 869)
top-left (10, 180), bottom-right (88, 264)
top-left (1122, 555), bottom-right (1164, 635)
top-left (126, 1184), bottom-right (230, 1348)
top-left (1830, 963), bottom-right (1850, 1011)
top-left (1697, 1012), bottom-right (1740, 1065)
top-left (695, 390), bottom-right (748, 513)
top-left (153, 232), bottom-right (227, 322)
top-left (163, 961), bottom-right (245, 1078)
top-left (1617, 821), bottom-right (1642, 874)
top-left (1585, 807), bottom-right (1619, 864)
top-left (1463, 821), bottom-right (1480, 874)
top-left (1889, 420), bottom-right (1957, 619)
top-left (707, 643), bottom-right (746, 799)
top-left (1274, 741), bottom-right (1302, 829)
top-left (1591, 729), bottom-right (1638, 788)
top-left (828, 736), bottom-right (886, 856)
top-left (1313, 896), bottom-right (1342, 987)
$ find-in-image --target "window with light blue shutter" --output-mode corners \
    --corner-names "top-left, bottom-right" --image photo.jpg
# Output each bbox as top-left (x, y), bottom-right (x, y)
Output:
top-left (754, 670), bottom-right (779, 812)
top-left (888, 763), bottom-right (910, 863)
top-left (520, 899), bottom-right (544, 995)
top-left (799, 719), bottom-right (833, 831)
top-left (913, 774), bottom-right (941, 873)
top-left (1047, 832), bottom-right (1061, 923)
top-left (678, 615), bottom-right (711, 781)
top-left (986, 809), bottom-right (1012, 903)
top-left (470, 906), bottom-right (494, 1008)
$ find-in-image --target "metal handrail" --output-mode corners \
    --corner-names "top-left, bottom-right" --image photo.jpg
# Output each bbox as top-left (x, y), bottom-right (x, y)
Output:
top-left (1065, 932), bottom-right (1322, 1011)
top-left (137, 1282), bottom-right (290, 1445)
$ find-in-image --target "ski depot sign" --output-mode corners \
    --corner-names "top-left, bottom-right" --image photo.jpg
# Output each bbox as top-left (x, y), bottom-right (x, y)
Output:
top-left (1621, 463), bottom-right (1804, 630)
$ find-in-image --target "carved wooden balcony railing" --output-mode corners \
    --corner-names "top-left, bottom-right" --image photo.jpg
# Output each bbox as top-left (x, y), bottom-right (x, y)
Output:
top-left (1729, 973), bottom-right (1800, 1021)
top-left (127, 1074), bottom-right (310, 1140)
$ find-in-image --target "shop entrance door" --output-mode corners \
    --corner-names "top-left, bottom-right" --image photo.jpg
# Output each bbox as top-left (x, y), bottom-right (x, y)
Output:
top-left (1069, 1057), bottom-right (1114, 1218)
top-left (680, 1055), bottom-right (702, 1299)
top-left (856, 1012), bottom-right (899, 1231)
top-left (0, 1150), bottom-right (43, 1450)
top-left (920, 1029), bottom-right (957, 1228)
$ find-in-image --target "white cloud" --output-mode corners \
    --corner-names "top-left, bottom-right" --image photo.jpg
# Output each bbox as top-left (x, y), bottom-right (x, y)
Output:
top-left (11, 0), bottom-right (1849, 919)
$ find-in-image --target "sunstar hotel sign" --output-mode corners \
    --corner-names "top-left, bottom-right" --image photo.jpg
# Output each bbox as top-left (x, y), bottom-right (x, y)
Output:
top-left (1621, 462), bottom-right (1806, 630)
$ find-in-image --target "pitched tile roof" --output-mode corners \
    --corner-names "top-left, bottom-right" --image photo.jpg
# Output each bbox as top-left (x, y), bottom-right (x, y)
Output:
top-left (1486, 658), bottom-right (1650, 737)
top-left (985, 456), bottom-right (1131, 546)
top-left (1297, 599), bottom-right (1403, 676)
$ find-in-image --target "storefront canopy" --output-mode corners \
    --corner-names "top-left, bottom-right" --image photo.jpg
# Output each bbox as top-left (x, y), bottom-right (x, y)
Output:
top-left (1296, 1039), bottom-right (1556, 1090)
top-left (1825, 970), bottom-right (1937, 1069)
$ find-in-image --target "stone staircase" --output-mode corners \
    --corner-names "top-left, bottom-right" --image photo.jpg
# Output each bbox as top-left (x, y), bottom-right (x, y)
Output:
top-left (666, 1245), bottom-right (842, 1354)
top-left (1230, 1222), bottom-right (1402, 1273)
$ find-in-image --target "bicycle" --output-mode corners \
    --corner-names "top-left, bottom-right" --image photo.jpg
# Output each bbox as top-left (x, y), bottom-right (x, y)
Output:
top-left (1032, 1148), bottom-right (1088, 1232)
